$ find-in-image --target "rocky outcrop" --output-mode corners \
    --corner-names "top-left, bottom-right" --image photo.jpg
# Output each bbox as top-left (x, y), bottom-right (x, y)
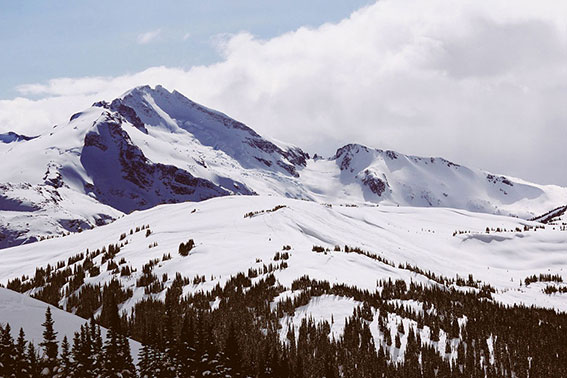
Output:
top-left (81, 113), bottom-right (229, 213)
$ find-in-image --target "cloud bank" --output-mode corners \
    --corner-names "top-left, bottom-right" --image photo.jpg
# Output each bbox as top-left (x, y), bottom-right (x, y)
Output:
top-left (1, 0), bottom-right (567, 186)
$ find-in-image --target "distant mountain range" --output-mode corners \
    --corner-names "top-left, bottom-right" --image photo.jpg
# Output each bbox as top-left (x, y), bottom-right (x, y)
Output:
top-left (0, 85), bottom-right (565, 249)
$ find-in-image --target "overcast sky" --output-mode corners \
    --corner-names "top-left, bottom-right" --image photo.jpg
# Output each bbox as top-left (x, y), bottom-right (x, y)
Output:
top-left (1, 0), bottom-right (567, 187)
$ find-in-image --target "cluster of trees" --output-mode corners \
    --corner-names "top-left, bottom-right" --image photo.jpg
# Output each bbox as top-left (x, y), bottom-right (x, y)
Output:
top-left (4, 234), bottom-right (567, 377)
top-left (178, 239), bottom-right (195, 256)
top-left (3, 267), bottom-right (567, 377)
top-left (452, 224), bottom-right (549, 236)
top-left (0, 306), bottom-right (134, 377)
top-left (129, 272), bottom-right (566, 377)
top-left (244, 205), bottom-right (287, 218)
top-left (524, 273), bottom-right (563, 286)
top-left (543, 285), bottom-right (567, 294)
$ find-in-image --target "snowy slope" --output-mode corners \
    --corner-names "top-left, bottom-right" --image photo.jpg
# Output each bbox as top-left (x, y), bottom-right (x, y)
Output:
top-left (303, 143), bottom-right (567, 218)
top-left (532, 205), bottom-right (567, 226)
top-left (1, 195), bottom-right (566, 315)
top-left (0, 288), bottom-right (141, 360)
top-left (0, 86), bottom-right (308, 248)
top-left (0, 85), bottom-right (565, 250)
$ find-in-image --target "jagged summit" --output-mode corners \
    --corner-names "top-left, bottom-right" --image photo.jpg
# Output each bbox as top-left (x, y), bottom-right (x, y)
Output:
top-left (0, 85), bottom-right (565, 248)
top-left (92, 85), bottom-right (308, 176)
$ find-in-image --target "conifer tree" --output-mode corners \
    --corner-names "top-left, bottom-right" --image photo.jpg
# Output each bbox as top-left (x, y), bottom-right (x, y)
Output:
top-left (115, 333), bottom-right (136, 377)
top-left (27, 343), bottom-right (41, 378)
top-left (39, 307), bottom-right (59, 376)
top-left (89, 318), bottom-right (104, 376)
top-left (138, 343), bottom-right (153, 378)
top-left (15, 328), bottom-right (30, 377)
top-left (178, 315), bottom-right (197, 376)
top-left (224, 321), bottom-right (241, 375)
top-left (101, 291), bottom-right (135, 377)
top-left (71, 329), bottom-right (87, 377)
top-left (0, 323), bottom-right (16, 377)
top-left (58, 336), bottom-right (71, 378)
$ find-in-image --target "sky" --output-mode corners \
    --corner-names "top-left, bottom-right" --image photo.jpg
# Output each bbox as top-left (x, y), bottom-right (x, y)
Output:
top-left (1, 0), bottom-right (567, 187)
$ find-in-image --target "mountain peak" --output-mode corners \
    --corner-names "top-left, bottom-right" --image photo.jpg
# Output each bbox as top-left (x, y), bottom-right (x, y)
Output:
top-left (0, 85), bottom-right (565, 250)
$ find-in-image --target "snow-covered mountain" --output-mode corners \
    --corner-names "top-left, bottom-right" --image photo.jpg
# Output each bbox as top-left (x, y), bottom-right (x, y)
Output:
top-left (317, 143), bottom-right (566, 217)
top-left (0, 85), bottom-right (565, 249)
top-left (2, 85), bottom-right (567, 375)
top-left (1, 195), bottom-right (566, 338)
top-left (0, 86), bottom-right (308, 248)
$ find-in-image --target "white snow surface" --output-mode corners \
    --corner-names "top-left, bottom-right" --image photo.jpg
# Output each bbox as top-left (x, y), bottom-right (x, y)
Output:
top-left (0, 195), bottom-right (566, 314)
top-left (0, 288), bottom-right (141, 361)
top-left (279, 295), bottom-right (361, 342)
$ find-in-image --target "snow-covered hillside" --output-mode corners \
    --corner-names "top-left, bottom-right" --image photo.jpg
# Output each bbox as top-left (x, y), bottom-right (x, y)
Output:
top-left (2, 88), bottom-right (567, 374)
top-left (532, 205), bottom-right (567, 226)
top-left (1, 195), bottom-right (566, 314)
top-left (0, 85), bottom-right (565, 250)
top-left (1, 193), bottom-right (567, 377)
top-left (0, 288), bottom-right (141, 360)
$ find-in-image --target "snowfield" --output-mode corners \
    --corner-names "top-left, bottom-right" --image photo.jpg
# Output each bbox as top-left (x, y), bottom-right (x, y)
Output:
top-left (1, 195), bottom-right (566, 317)
top-left (1, 86), bottom-right (567, 369)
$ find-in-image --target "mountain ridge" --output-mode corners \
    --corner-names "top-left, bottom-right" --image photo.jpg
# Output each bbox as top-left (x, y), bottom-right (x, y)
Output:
top-left (0, 85), bottom-right (565, 249)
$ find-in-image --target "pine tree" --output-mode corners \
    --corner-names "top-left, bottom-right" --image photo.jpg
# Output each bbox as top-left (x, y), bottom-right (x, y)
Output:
top-left (27, 343), bottom-right (41, 378)
top-left (178, 315), bottom-right (197, 376)
top-left (0, 323), bottom-right (16, 377)
top-left (138, 343), bottom-right (153, 378)
top-left (102, 327), bottom-right (121, 376)
top-left (70, 328), bottom-right (87, 377)
top-left (163, 283), bottom-right (182, 377)
top-left (90, 318), bottom-right (104, 377)
top-left (15, 328), bottom-right (30, 377)
top-left (224, 321), bottom-right (242, 375)
top-left (58, 336), bottom-right (72, 377)
top-left (101, 291), bottom-right (135, 377)
top-left (39, 307), bottom-right (59, 376)
top-left (118, 333), bottom-right (136, 377)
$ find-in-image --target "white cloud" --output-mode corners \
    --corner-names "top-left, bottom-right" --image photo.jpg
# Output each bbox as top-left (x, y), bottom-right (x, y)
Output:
top-left (2, 0), bottom-right (567, 186)
top-left (137, 29), bottom-right (161, 44)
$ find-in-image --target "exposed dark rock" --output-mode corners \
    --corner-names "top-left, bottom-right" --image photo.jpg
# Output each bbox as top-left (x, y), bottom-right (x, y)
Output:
top-left (283, 147), bottom-right (309, 167)
top-left (255, 157), bottom-right (273, 167)
top-left (0, 132), bottom-right (38, 144)
top-left (334, 144), bottom-right (372, 171)
top-left (70, 112), bottom-right (84, 121)
top-left (110, 99), bottom-right (148, 133)
top-left (361, 170), bottom-right (388, 196)
top-left (43, 164), bottom-right (65, 189)
top-left (277, 160), bottom-right (299, 178)
top-left (386, 150), bottom-right (398, 160)
top-left (0, 226), bottom-right (36, 250)
top-left (487, 174), bottom-right (514, 187)
top-left (59, 218), bottom-right (92, 233)
top-left (92, 100), bottom-right (110, 109)
top-left (84, 133), bottom-right (108, 151)
top-left (81, 115), bottom-right (229, 213)
top-left (531, 205), bottom-right (567, 224)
